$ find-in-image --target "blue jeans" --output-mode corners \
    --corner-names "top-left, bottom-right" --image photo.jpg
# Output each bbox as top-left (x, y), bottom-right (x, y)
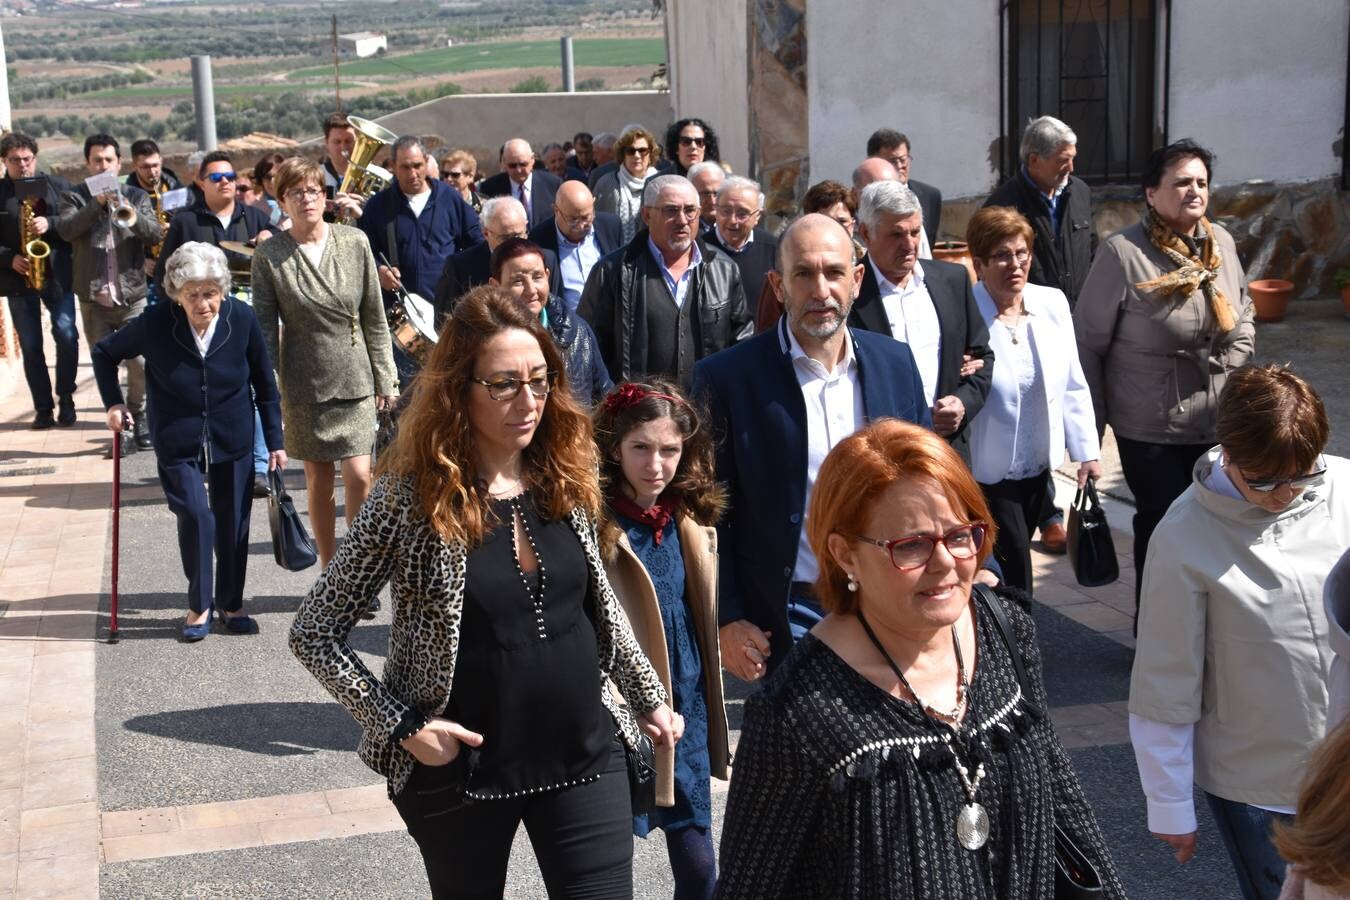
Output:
top-left (1203, 791), bottom-right (1292, 900)
top-left (8, 290), bottom-right (79, 412)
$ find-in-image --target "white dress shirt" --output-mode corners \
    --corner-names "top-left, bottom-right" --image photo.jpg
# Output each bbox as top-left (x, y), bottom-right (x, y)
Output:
top-left (782, 323), bottom-right (866, 583)
top-left (515, 176), bottom-right (532, 218)
top-left (557, 226), bottom-right (602, 313)
top-left (1001, 317), bottom-right (1051, 480)
top-left (648, 237), bottom-right (702, 309)
top-left (871, 258), bottom-right (941, 406)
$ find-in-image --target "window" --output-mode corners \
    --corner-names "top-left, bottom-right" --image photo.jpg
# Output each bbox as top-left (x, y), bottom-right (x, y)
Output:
top-left (1004, 0), bottom-right (1162, 184)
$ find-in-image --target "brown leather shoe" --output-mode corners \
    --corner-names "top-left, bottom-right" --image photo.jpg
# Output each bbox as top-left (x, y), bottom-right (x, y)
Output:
top-left (1040, 522), bottom-right (1068, 554)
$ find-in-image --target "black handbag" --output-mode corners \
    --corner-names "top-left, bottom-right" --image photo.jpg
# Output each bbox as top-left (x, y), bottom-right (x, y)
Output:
top-left (1067, 478), bottom-right (1119, 587)
top-left (626, 732), bottom-right (657, 816)
top-left (268, 468), bottom-right (318, 571)
top-left (973, 585), bottom-right (1104, 898)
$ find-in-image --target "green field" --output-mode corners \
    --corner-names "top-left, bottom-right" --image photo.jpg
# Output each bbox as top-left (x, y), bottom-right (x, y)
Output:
top-left (288, 37), bottom-right (665, 80)
top-left (82, 82), bottom-right (366, 102)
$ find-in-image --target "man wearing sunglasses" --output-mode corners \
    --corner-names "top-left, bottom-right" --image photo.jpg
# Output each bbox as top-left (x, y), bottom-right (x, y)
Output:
top-left (153, 150), bottom-right (272, 299)
top-left (477, 138), bottom-right (563, 230)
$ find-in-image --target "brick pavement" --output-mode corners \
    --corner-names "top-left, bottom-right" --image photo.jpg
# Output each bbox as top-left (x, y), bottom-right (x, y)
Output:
top-left (0, 309), bottom-right (1143, 898)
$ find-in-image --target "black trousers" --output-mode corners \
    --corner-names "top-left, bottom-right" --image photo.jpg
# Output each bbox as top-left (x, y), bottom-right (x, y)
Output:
top-left (1115, 436), bottom-right (1211, 622)
top-left (393, 741), bottom-right (633, 899)
top-left (157, 452), bottom-right (254, 615)
top-left (980, 470), bottom-right (1051, 595)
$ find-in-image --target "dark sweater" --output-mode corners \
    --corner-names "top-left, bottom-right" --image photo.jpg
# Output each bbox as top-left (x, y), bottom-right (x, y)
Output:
top-left (715, 590), bottom-right (1125, 899)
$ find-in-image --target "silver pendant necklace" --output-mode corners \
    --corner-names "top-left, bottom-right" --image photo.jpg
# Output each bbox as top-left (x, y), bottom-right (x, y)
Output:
top-left (857, 610), bottom-right (990, 851)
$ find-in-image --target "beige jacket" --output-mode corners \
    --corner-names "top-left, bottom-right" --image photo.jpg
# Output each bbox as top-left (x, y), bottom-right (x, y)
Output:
top-left (604, 516), bottom-right (729, 808)
top-left (251, 224), bottom-right (397, 403)
top-left (1075, 221), bottom-right (1254, 444)
top-left (1130, 449), bottom-right (1347, 806)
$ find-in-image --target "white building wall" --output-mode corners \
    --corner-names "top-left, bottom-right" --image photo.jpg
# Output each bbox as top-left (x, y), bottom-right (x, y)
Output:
top-left (1168, 0), bottom-right (1347, 185)
top-left (806, 0), bottom-right (1002, 205)
top-left (665, 0), bottom-right (751, 174)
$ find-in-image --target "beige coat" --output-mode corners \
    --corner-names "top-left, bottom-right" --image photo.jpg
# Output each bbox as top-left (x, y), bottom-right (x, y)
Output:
top-left (251, 224), bottom-right (397, 403)
top-left (1075, 221), bottom-right (1254, 444)
top-left (605, 516), bottom-right (729, 807)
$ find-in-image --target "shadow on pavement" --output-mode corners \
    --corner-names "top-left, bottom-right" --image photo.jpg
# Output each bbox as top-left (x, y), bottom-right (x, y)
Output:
top-left (122, 700), bottom-right (362, 757)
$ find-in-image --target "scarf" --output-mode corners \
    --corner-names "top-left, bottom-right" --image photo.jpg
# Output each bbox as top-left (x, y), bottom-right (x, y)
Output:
top-left (1134, 206), bottom-right (1236, 333)
top-left (616, 166), bottom-right (652, 243)
top-left (609, 486), bottom-right (682, 547)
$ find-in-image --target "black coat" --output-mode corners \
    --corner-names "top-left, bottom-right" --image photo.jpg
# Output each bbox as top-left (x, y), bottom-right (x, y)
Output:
top-left (0, 172), bottom-right (73, 298)
top-left (91, 298), bottom-right (283, 463)
top-left (477, 169), bottom-right (562, 229)
top-left (909, 178), bottom-right (944, 241)
top-left (705, 226), bottom-right (778, 320)
top-left (983, 172), bottom-right (1096, 306)
top-left (153, 200), bottom-right (272, 292)
top-left (577, 230), bottom-right (751, 387)
top-left (433, 241), bottom-right (559, 324)
top-left (848, 255), bottom-right (994, 461)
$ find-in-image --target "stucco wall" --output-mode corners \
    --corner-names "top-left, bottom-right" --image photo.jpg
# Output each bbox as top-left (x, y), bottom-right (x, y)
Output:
top-left (371, 90), bottom-right (673, 175)
top-left (1169, 0), bottom-right (1347, 185)
top-left (665, 0), bottom-right (751, 174)
top-left (805, 0), bottom-right (1002, 216)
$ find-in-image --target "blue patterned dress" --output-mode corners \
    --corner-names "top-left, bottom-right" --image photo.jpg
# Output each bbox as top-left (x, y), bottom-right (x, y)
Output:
top-left (619, 513), bottom-right (713, 837)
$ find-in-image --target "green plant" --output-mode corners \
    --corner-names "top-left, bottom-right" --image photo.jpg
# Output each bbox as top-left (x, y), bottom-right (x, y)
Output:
top-left (1335, 268), bottom-right (1350, 291)
top-left (509, 75), bottom-right (551, 93)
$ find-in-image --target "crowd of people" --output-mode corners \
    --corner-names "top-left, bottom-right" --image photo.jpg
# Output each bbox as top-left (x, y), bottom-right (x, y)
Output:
top-left (4, 108), bottom-right (1350, 900)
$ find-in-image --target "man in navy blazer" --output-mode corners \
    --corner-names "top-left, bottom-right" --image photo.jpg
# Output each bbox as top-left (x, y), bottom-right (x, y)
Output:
top-left (433, 196), bottom-right (557, 323)
top-left (528, 180), bottom-right (623, 313)
top-left (849, 180), bottom-right (994, 464)
top-left (477, 139), bottom-right (563, 230)
top-left (691, 214), bottom-right (933, 678)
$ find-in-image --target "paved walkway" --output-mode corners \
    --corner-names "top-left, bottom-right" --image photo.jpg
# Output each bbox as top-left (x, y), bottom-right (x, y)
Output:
top-left (11, 296), bottom-right (1349, 897)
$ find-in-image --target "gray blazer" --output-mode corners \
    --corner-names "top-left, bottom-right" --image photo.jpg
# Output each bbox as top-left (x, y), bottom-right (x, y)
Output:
top-left (56, 184), bottom-right (161, 307)
top-left (251, 224), bottom-right (398, 404)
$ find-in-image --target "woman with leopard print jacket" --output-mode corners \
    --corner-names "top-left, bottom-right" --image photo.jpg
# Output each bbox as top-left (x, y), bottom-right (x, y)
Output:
top-left (290, 285), bottom-right (679, 899)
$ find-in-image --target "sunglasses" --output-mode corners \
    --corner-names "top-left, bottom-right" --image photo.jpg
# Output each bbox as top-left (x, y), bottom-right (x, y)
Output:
top-left (442, 170), bottom-right (465, 179)
top-left (206, 172), bottom-right (238, 184)
top-left (1240, 457), bottom-right (1327, 492)
top-left (623, 146), bottom-right (651, 157)
top-left (678, 136), bottom-right (706, 148)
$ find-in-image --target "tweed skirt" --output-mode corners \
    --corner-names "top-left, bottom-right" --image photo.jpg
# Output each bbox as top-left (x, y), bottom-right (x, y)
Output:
top-left (281, 394), bottom-right (376, 463)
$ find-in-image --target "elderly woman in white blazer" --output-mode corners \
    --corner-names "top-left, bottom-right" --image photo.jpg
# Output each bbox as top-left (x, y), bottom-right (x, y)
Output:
top-left (966, 207), bottom-right (1101, 593)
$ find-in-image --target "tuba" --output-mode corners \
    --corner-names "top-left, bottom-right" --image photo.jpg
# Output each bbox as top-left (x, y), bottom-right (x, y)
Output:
top-left (334, 115), bottom-right (398, 224)
top-left (20, 198), bottom-right (50, 292)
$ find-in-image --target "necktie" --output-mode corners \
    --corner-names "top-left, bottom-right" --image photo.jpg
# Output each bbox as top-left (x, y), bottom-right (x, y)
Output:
top-left (517, 181), bottom-right (528, 225)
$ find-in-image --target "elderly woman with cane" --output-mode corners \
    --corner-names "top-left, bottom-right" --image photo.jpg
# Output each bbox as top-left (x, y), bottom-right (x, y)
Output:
top-left (93, 241), bottom-right (285, 641)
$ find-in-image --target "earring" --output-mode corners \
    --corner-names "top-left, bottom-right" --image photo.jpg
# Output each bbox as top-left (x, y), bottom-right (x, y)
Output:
top-left (846, 573), bottom-right (859, 592)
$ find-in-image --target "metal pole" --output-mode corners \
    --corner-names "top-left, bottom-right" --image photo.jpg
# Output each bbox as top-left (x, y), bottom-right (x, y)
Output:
top-left (332, 15), bottom-right (342, 112)
top-left (560, 36), bottom-right (575, 93)
top-left (190, 55), bottom-right (217, 150)
top-left (0, 22), bottom-right (12, 133)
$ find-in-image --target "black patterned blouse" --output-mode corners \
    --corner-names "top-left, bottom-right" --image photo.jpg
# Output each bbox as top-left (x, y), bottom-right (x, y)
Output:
top-left (714, 590), bottom-right (1126, 899)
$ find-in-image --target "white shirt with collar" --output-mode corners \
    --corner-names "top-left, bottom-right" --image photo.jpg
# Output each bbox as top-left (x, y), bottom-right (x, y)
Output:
top-left (780, 319), bottom-right (866, 583)
top-left (557, 225), bottom-right (602, 312)
top-left (191, 314), bottom-right (220, 357)
top-left (871, 257), bottom-right (942, 406)
top-left (647, 237), bottom-right (702, 309)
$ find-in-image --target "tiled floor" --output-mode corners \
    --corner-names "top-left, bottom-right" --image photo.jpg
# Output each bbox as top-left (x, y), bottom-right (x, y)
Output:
top-left (0, 317), bottom-right (1144, 898)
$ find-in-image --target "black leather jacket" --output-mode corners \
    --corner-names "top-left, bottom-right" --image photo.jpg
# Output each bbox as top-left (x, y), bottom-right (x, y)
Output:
top-left (577, 230), bottom-right (751, 387)
top-left (983, 171), bottom-right (1096, 307)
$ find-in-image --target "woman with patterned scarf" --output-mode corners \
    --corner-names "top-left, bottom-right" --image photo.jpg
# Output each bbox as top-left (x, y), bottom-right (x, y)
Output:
top-left (1074, 139), bottom-right (1254, 627)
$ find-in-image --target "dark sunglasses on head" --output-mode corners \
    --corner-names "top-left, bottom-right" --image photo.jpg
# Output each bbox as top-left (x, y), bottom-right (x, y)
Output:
top-left (678, 136), bottom-right (706, 148)
top-left (206, 172), bottom-right (238, 184)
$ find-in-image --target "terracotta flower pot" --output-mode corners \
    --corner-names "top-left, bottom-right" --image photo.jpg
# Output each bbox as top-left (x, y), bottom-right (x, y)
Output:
top-left (932, 241), bottom-right (978, 284)
top-left (1248, 279), bottom-right (1295, 323)
top-left (1340, 285), bottom-right (1350, 319)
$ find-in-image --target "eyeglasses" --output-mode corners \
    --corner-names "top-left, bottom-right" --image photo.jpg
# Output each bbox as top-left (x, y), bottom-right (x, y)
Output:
top-left (716, 205), bottom-right (759, 222)
top-left (206, 172), bottom-right (238, 184)
top-left (237, 184), bottom-right (255, 193)
top-left (624, 146), bottom-right (651, 157)
top-left (472, 372), bottom-right (556, 401)
top-left (988, 249), bottom-right (1032, 268)
top-left (885, 154), bottom-right (913, 167)
top-left (505, 162), bottom-right (531, 170)
top-left (442, 170), bottom-right (464, 179)
top-left (284, 188), bottom-right (325, 202)
top-left (845, 524), bottom-right (987, 571)
top-left (678, 136), bottom-right (706, 148)
top-left (1239, 457), bottom-right (1327, 492)
top-left (655, 205), bottom-right (700, 221)
top-left (6, 154), bottom-right (35, 166)
top-left (557, 211), bottom-right (594, 228)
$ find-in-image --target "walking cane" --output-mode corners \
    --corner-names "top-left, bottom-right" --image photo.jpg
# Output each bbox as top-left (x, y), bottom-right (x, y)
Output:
top-left (108, 413), bottom-right (129, 644)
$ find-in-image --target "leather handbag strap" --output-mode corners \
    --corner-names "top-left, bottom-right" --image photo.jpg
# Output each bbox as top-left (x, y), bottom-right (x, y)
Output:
top-left (972, 583), bottom-right (1044, 718)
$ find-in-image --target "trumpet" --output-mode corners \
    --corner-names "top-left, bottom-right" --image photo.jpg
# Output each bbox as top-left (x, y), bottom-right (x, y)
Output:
top-left (20, 198), bottom-right (50, 292)
top-left (112, 193), bottom-right (138, 229)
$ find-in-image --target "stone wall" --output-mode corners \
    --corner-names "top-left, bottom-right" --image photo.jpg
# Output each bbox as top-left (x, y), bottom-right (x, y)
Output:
top-left (748, 0), bottom-right (808, 225)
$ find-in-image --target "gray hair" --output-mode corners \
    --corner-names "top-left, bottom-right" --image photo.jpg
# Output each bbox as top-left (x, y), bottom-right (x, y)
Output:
top-left (857, 180), bottom-right (923, 232)
top-left (642, 173), bottom-right (696, 207)
top-left (717, 175), bottom-right (764, 208)
top-left (686, 161), bottom-right (724, 183)
top-left (1019, 115), bottom-right (1077, 163)
top-left (186, 150), bottom-right (205, 175)
top-left (391, 135), bottom-right (427, 160)
top-left (163, 241), bottom-right (231, 301)
top-left (593, 132), bottom-right (618, 149)
top-left (540, 142), bottom-right (564, 155)
top-left (481, 195), bottom-right (526, 229)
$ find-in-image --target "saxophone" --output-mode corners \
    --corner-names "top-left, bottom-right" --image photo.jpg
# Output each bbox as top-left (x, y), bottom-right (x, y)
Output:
top-left (147, 179), bottom-right (169, 259)
top-left (20, 198), bottom-right (50, 292)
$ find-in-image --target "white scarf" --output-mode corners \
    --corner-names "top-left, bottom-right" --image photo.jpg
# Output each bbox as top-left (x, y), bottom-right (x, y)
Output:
top-left (616, 166), bottom-right (654, 242)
